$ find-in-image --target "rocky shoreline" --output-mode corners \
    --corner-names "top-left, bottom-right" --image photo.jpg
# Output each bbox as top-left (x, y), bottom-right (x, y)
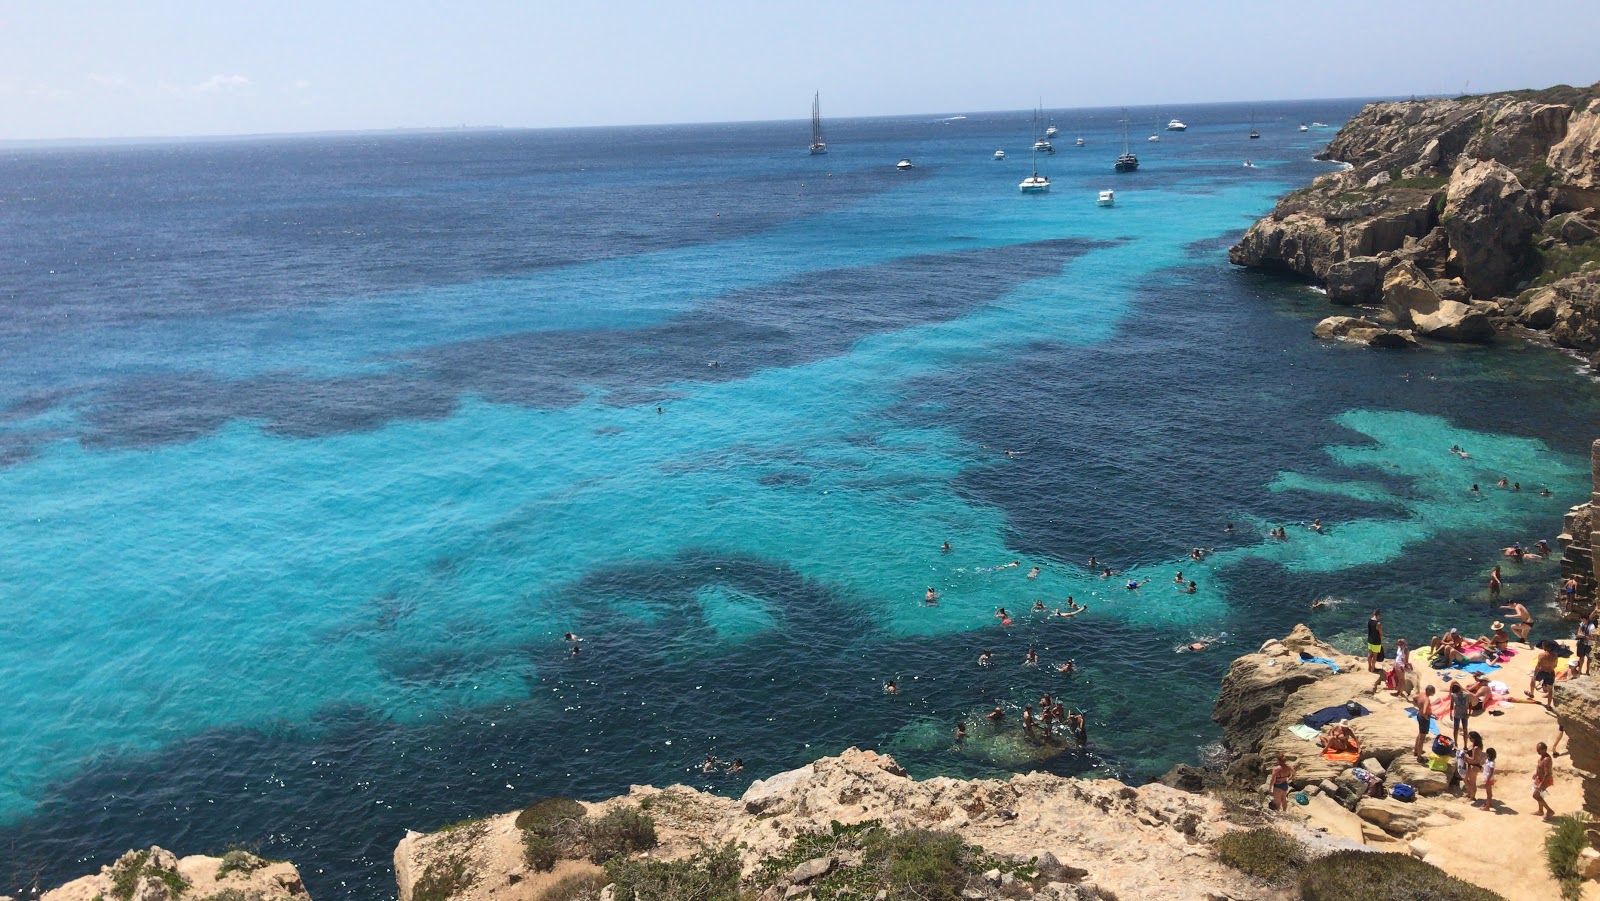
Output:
top-left (32, 621), bottom-right (1599, 901)
top-left (1229, 82), bottom-right (1600, 353)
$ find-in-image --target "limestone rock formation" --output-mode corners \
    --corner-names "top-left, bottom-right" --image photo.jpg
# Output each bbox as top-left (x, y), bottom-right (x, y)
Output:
top-left (1441, 159), bottom-right (1538, 297)
top-left (1311, 315), bottom-right (1417, 348)
top-left (41, 847), bottom-right (309, 901)
top-left (1554, 678), bottom-right (1600, 828)
top-left (1382, 261), bottom-right (1495, 342)
top-left (394, 747), bottom-right (1277, 901)
top-left (1232, 81), bottom-right (1600, 347)
top-left (1212, 625), bottom-right (1359, 761)
top-left (1512, 270), bottom-right (1600, 352)
top-left (1550, 99), bottom-right (1600, 208)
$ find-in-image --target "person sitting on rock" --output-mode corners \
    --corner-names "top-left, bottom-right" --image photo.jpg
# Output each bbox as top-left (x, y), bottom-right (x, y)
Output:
top-left (1320, 723), bottom-right (1357, 754)
top-left (1476, 622), bottom-right (1511, 656)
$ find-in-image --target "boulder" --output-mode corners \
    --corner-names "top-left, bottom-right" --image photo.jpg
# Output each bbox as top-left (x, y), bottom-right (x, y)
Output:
top-left (1385, 759), bottom-right (1449, 796)
top-left (788, 856), bottom-right (834, 884)
top-left (1553, 677), bottom-right (1600, 776)
top-left (1229, 211), bottom-right (1346, 281)
top-left (1550, 209), bottom-right (1600, 245)
top-left (1212, 625), bottom-right (1355, 757)
top-left (1355, 797), bottom-right (1425, 836)
top-left (1325, 256), bottom-right (1389, 305)
top-left (1313, 316), bottom-right (1383, 339)
top-left (1158, 764), bottom-right (1208, 794)
top-left (1383, 261), bottom-right (1495, 342)
top-left (1533, 272), bottom-right (1600, 351)
top-left (1365, 329), bottom-right (1419, 349)
top-left (1442, 158), bottom-right (1538, 297)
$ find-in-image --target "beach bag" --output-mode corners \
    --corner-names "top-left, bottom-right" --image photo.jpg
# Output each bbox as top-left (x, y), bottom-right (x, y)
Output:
top-left (1432, 735), bottom-right (1454, 757)
top-left (1427, 755), bottom-right (1451, 773)
top-left (1391, 784), bottom-right (1416, 802)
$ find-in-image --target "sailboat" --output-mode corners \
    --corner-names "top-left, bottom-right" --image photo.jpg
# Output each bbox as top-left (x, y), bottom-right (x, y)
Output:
top-left (1148, 119), bottom-right (1161, 142)
top-left (1248, 110), bottom-right (1260, 140)
top-left (1031, 99), bottom-right (1054, 153)
top-left (1020, 107), bottom-right (1051, 193)
top-left (808, 92), bottom-right (827, 154)
top-left (1045, 122), bottom-right (1059, 138)
top-left (1114, 110), bottom-right (1139, 173)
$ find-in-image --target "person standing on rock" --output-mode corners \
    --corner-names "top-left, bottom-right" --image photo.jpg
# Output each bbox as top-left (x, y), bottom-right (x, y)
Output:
top-left (1366, 609), bottom-right (1384, 673)
top-left (1067, 709), bottom-right (1087, 748)
top-left (1449, 682), bottom-right (1472, 747)
top-left (1528, 641), bottom-right (1558, 706)
top-left (1463, 732), bottom-right (1485, 803)
top-left (1533, 742), bottom-right (1556, 818)
top-left (1575, 615), bottom-right (1593, 676)
top-left (1269, 753), bottom-right (1294, 812)
top-left (1413, 684), bottom-right (1436, 762)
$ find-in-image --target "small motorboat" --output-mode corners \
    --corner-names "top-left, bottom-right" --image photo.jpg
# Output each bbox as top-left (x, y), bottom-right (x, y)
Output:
top-left (1075, 136), bottom-right (1084, 146)
top-left (1243, 160), bottom-right (1256, 168)
top-left (1097, 190), bottom-right (1115, 207)
top-left (1299, 123), bottom-right (1309, 132)
top-left (1045, 124), bottom-right (1059, 138)
top-left (1166, 118), bottom-right (1187, 131)
top-left (994, 150), bottom-right (1005, 160)
top-left (896, 158), bottom-right (914, 170)
top-left (1148, 132), bottom-right (1160, 142)
top-left (1312, 122), bottom-right (1329, 128)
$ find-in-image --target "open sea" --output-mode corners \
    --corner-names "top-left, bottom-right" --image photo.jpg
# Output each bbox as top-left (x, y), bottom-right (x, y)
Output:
top-left (3, 100), bottom-right (1598, 897)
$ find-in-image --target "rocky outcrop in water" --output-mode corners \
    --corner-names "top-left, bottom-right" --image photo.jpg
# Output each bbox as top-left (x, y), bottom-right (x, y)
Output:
top-left (40, 847), bottom-right (309, 901)
top-left (1231, 82), bottom-right (1600, 349)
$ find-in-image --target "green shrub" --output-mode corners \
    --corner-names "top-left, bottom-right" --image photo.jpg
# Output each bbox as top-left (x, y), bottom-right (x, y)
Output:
top-left (1214, 827), bottom-right (1305, 883)
top-left (583, 807), bottom-right (658, 864)
top-left (536, 871), bottom-right (610, 901)
top-left (206, 890), bottom-right (264, 901)
top-left (1545, 815), bottom-right (1591, 901)
top-left (862, 829), bottom-right (968, 901)
top-left (216, 849), bottom-right (268, 880)
top-left (411, 856), bottom-right (472, 901)
top-left (523, 831), bottom-right (559, 873)
top-left (516, 798), bottom-right (587, 833)
top-left (605, 843), bottom-right (741, 901)
top-left (108, 851), bottom-right (190, 901)
top-left (1298, 851), bottom-right (1504, 901)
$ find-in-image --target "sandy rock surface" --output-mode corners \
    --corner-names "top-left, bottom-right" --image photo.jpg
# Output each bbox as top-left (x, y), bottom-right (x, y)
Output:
top-left (41, 847), bottom-right (309, 901)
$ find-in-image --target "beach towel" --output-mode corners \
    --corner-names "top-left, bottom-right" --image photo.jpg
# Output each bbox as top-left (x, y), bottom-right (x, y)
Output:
top-left (1405, 707), bottom-right (1442, 734)
top-left (1412, 646), bottom-right (1435, 663)
top-left (1430, 696), bottom-right (1454, 718)
top-left (1302, 703), bottom-right (1369, 729)
top-left (1288, 724), bottom-right (1321, 742)
top-left (1322, 748), bottom-right (1360, 763)
top-left (1458, 662), bottom-right (1501, 675)
top-left (1298, 653), bottom-right (1340, 672)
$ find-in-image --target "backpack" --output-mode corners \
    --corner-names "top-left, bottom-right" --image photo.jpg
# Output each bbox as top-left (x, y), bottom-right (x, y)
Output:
top-left (1391, 784), bottom-right (1416, 802)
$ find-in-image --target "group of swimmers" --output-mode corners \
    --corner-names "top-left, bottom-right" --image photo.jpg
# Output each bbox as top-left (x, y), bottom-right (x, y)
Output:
top-left (955, 691), bottom-right (1088, 748)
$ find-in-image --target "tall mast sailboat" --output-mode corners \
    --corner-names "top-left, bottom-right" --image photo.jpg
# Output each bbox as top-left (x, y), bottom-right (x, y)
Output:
top-left (1020, 105), bottom-right (1051, 192)
top-left (1114, 109), bottom-right (1139, 172)
top-left (809, 92), bottom-right (827, 154)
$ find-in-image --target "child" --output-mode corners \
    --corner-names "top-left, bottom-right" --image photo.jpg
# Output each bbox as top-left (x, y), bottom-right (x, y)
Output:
top-left (1477, 748), bottom-right (1496, 808)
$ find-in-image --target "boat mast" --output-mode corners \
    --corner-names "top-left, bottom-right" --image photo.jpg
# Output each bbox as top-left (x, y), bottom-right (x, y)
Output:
top-left (812, 92), bottom-right (823, 146)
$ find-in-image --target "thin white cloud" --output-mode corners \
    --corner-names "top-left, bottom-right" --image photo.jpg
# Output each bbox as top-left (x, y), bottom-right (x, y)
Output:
top-left (86, 73), bottom-right (130, 90)
top-left (195, 74), bottom-right (253, 93)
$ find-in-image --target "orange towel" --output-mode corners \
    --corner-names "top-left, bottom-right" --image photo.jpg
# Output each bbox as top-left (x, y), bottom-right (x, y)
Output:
top-left (1322, 749), bottom-right (1361, 763)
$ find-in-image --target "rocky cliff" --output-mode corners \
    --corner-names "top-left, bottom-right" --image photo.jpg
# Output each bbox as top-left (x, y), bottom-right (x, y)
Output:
top-left (1230, 83), bottom-right (1600, 352)
top-left (36, 847), bottom-right (309, 901)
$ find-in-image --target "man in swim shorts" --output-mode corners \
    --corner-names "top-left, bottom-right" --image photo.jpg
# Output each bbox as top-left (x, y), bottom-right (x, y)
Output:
top-left (1499, 601), bottom-right (1532, 643)
top-left (1529, 642), bottom-right (1558, 706)
top-left (1366, 609), bottom-right (1383, 673)
top-left (1413, 684), bottom-right (1435, 762)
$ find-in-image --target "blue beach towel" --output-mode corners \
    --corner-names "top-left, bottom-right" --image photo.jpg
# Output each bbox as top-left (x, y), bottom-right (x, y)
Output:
top-left (1404, 707), bottom-right (1442, 734)
top-left (1302, 702), bottom-right (1370, 729)
top-left (1298, 653), bottom-right (1340, 672)
top-left (1457, 662), bottom-right (1501, 675)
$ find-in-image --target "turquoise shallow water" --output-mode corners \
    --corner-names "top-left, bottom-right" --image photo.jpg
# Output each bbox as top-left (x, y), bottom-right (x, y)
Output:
top-left (2, 103), bottom-right (1598, 896)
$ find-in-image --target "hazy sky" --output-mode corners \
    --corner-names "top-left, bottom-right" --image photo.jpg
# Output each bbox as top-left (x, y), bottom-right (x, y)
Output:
top-left (2, 0), bottom-right (1596, 140)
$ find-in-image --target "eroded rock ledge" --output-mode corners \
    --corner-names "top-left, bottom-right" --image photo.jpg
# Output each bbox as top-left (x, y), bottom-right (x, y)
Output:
top-left (1230, 82), bottom-right (1600, 352)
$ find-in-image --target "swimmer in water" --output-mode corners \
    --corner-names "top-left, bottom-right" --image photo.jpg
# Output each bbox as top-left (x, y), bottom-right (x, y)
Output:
top-left (1057, 659), bottom-right (1077, 674)
top-left (1541, 488), bottom-right (1552, 497)
top-left (1032, 600), bottom-right (1048, 612)
top-left (925, 586), bottom-right (939, 605)
top-left (954, 721), bottom-right (967, 743)
top-left (1497, 478), bottom-right (1509, 488)
top-left (884, 679), bottom-right (898, 694)
top-left (995, 607), bottom-right (1010, 620)
top-left (727, 758), bottom-right (743, 773)
top-left (1184, 640), bottom-right (1211, 652)
top-left (1126, 578), bottom-right (1148, 590)
top-left (1514, 482), bottom-right (1521, 492)
top-left (986, 705), bottom-right (1005, 723)
top-left (1101, 567), bottom-right (1113, 578)
top-left (1025, 647), bottom-right (1039, 666)
top-left (1027, 566), bottom-right (1041, 580)
top-left (1052, 605), bottom-right (1087, 617)
top-left (702, 754), bottom-right (718, 773)
top-left (977, 650), bottom-right (993, 667)
top-left (941, 541), bottom-right (952, 553)
top-left (1224, 522), bottom-right (1234, 533)
top-left (563, 633), bottom-right (581, 642)
top-left (1181, 580), bottom-right (1197, 594)
top-left (1087, 555), bottom-right (1098, 568)
top-left (571, 644), bottom-right (581, 657)
top-left (1065, 597), bottom-right (1079, 611)
top-left (1310, 518), bottom-right (1323, 533)
top-left (1472, 483), bottom-right (1481, 494)
top-left (1002, 560), bottom-right (1020, 569)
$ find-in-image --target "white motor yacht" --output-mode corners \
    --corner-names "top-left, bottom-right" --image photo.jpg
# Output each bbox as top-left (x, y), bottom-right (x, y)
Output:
top-left (1165, 119), bottom-right (1187, 131)
top-left (896, 158), bottom-right (914, 170)
top-left (1097, 190), bottom-right (1115, 207)
top-left (994, 149), bottom-right (1005, 160)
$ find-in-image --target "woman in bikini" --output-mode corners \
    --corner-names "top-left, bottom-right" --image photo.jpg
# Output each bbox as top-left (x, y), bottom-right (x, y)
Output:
top-left (1270, 753), bottom-right (1295, 812)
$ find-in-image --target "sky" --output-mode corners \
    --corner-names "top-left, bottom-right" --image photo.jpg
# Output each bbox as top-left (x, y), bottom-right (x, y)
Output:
top-left (1, 0), bottom-right (1596, 140)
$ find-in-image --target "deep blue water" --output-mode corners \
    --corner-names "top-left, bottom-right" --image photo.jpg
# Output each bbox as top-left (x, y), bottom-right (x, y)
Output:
top-left (3, 101), bottom-right (1597, 898)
